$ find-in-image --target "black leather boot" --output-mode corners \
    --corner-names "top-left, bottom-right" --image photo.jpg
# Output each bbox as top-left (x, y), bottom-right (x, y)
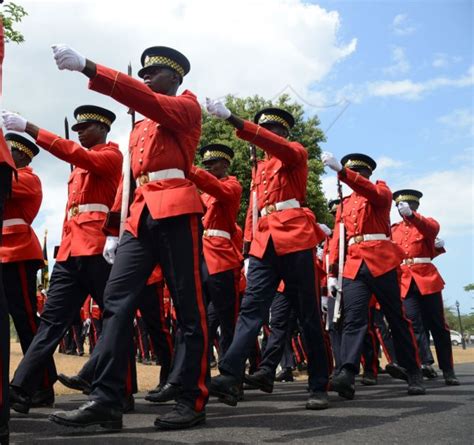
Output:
top-left (57, 373), bottom-right (91, 394)
top-left (145, 383), bottom-right (183, 403)
top-left (9, 385), bottom-right (31, 414)
top-left (443, 369), bottom-right (460, 386)
top-left (332, 368), bottom-right (355, 400)
top-left (306, 391), bottom-right (329, 410)
top-left (31, 387), bottom-right (55, 408)
top-left (243, 369), bottom-right (274, 393)
top-left (154, 403), bottom-right (205, 430)
top-left (210, 374), bottom-right (240, 406)
top-left (407, 369), bottom-right (426, 395)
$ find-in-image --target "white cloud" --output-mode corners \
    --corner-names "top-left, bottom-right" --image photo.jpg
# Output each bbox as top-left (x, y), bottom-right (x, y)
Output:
top-left (383, 46), bottom-right (410, 76)
top-left (392, 13), bottom-right (416, 36)
top-left (432, 53), bottom-right (462, 69)
top-left (437, 108), bottom-right (474, 137)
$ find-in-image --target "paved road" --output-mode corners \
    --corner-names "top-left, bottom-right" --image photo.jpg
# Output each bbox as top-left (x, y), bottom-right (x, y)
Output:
top-left (9, 362), bottom-right (474, 444)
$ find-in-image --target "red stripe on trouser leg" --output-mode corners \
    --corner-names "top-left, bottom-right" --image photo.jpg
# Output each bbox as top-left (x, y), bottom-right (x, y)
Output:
top-left (190, 215), bottom-right (209, 412)
top-left (400, 300), bottom-right (421, 368)
top-left (375, 327), bottom-right (392, 363)
top-left (292, 337), bottom-right (301, 364)
top-left (136, 322), bottom-right (145, 358)
top-left (157, 284), bottom-right (174, 356)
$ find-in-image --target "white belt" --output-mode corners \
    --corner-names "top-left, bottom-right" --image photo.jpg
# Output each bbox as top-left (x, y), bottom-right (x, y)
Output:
top-left (136, 168), bottom-right (185, 187)
top-left (68, 203), bottom-right (109, 219)
top-left (348, 233), bottom-right (388, 246)
top-left (203, 229), bottom-right (231, 240)
top-left (3, 218), bottom-right (28, 227)
top-left (402, 257), bottom-right (431, 266)
top-left (260, 198), bottom-right (300, 217)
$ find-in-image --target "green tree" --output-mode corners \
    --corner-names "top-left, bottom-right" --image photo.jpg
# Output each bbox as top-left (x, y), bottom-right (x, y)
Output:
top-left (464, 283), bottom-right (474, 292)
top-left (200, 94), bottom-right (331, 227)
top-left (0, 1), bottom-right (28, 43)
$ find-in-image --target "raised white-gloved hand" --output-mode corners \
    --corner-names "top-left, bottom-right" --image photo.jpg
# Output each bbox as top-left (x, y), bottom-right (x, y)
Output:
top-left (51, 43), bottom-right (86, 72)
top-left (2, 110), bottom-right (27, 132)
top-left (205, 97), bottom-right (231, 119)
top-left (83, 318), bottom-right (91, 328)
top-left (321, 151), bottom-right (343, 172)
top-left (434, 237), bottom-right (445, 249)
top-left (321, 296), bottom-right (329, 314)
top-left (243, 258), bottom-right (250, 277)
top-left (103, 236), bottom-right (119, 264)
top-left (397, 201), bottom-right (413, 217)
top-left (318, 223), bottom-right (332, 237)
top-left (327, 277), bottom-right (340, 296)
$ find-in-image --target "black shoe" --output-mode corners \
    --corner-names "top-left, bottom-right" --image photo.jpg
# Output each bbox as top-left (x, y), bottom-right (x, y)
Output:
top-left (210, 374), bottom-right (240, 406)
top-left (0, 424), bottom-right (8, 445)
top-left (244, 369), bottom-right (274, 393)
top-left (123, 394), bottom-right (135, 413)
top-left (154, 403), bottom-right (205, 430)
top-left (145, 383), bottom-right (183, 403)
top-left (31, 387), bottom-right (55, 408)
top-left (275, 368), bottom-right (294, 382)
top-left (407, 370), bottom-right (426, 395)
top-left (385, 363), bottom-right (408, 381)
top-left (361, 371), bottom-right (378, 386)
top-left (147, 383), bottom-right (165, 396)
top-left (48, 400), bottom-right (122, 430)
top-left (9, 385), bottom-right (31, 414)
top-left (306, 391), bottom-right (329, 410)
top-left (443, 369), bottom-right (460, 386)
top-left (332, 368), bottom-right (355, 400)
top-left (242, 376), bottom-right (259, 390)
top-left (421, 364), bottom-right (438, 379)
top-left (57, 373), bottom-right (91, 395)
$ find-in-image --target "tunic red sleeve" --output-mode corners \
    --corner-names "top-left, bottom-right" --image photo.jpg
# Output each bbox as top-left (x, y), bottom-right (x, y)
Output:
top-left (404, 211), bottom-right (439, 240)
top-left (189, 167), bottom-right (242, 202)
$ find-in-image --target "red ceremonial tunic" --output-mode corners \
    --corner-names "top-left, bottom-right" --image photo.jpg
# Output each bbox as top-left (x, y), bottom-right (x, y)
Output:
top-left (189, 167), bottom-right (243, 275)
top-left (36, 130), bottom-right (122, 261)
top-left (36, 290), bottom-right (46, 315)
top-left (88, 65), bottom-right (203, 237)
top-left (239, 121), bottom-right (318, 258)
top-left (0, 166), bottom-right (43, 264)
top-left (391, 212), bottom-right (445, 298)
top-left (329, 168), bottom-right (404, 279)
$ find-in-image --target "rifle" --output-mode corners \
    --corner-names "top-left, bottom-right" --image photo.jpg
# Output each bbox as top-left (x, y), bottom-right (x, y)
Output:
top-left (119, 63), bottom-right (134, 239)
top-left (249, 144), bottom-right (258, 238)
top-left (64, 117), bottom-right (73, 172)
top-left (333, 178), bottom-right (345, 323)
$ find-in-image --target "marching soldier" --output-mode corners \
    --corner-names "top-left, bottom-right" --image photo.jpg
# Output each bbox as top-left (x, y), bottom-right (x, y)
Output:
top-left (2, 105), bottom-right (122, 413)
top-left (0, 134), bottom-right (57, 407)
top-left (322, 152), bottom-right (424, 399)
top-left (48, 44), bottom-right (208, 430)
top-left (0, 123), bottom-right (15, 445)
top-left (392, 189), bottom-right (459, 385)
top-left (206, 100), bottom-right (330, 410)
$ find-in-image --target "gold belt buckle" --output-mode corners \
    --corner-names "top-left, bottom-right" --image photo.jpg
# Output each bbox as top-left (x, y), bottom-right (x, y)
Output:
top-left (354, 235), bottom-right (364, 244)
top-left (406, 258), bottom-right (414, 265)
top-left (70, 205), bottom-right (79, 217)
top-left (265, 204), bottom-right (276, 215)
top-left (203, 229), bottom-right (208, 237)
top-left (138, 173), bottom-right (149, 186)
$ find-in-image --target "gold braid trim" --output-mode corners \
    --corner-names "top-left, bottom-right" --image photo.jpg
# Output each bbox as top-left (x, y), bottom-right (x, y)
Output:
top-left (76, 113), bottom-right (112, 127)
top-left (144, 56), bottom-right (185, 77)
top-left (203, 150), bottom-right (232, 163)
top-left (258, 114), bottom-right (290, 129)
top-left (344, 159), bottom-right (372, 171)
top-left (10, 140), bottom-right (34, 159)
top-left (395, 194), bottom-right (420, 203)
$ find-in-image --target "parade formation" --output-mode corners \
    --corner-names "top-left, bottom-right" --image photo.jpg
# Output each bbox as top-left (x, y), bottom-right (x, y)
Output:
top-left (0, 40), bottom-right (461, 443)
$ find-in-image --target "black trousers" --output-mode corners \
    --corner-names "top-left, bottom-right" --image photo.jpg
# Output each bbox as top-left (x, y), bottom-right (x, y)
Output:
top-left (403, 282), bottom-right (453, 371)
top-left (361, 306), bottom-right (379, 375)
top-left (0, 164), bottom-right (13, 427)
top-left (327, 297), bottom-right (342, 372)
top-left (340, 262), bottom-right (420, 373)
top-left (11, 254), bottom-right (112, 395)
top-left (3, 261), bottom-right (57, 389)
top-left (203, 264), bottom-right (240, 358)
top-left (219, 239), bottom-right (329, 392)
top-left (259, 291), bottom-right (293, 374)
top-left (89, 210), bottom-right (209, 411)
top-left (372, 307), bottom-right (398, 364)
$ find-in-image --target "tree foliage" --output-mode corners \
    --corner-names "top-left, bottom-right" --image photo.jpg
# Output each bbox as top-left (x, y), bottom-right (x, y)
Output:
top-left (200, 94), bottom-right (332, 227)
top-left (0, 1), bottom-right (28, 43)
top-left (464, 283), bottom-right (474, 292)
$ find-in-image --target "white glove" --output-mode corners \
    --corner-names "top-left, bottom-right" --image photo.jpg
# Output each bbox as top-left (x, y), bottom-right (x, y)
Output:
top-left (243, 258), bottom-right (250, 277)
top-left (316, 246), bottom-right (324, 261)
top-left (321, 151), bottom-right (343, 172)
top-left (2, 110), bottom-right (27, 132)
top-left (103, 236), bottom-right (119, 264)
top-left (328, 277), bottom-right (340, 296)
top-left (318, 223), bottom-right (332, 237)
top-left (51, 43), bottom-right (86, 72)
top-left (83, 318), bottom-right (91, 327)
top-left (205, 97), bottom-right (231, 119)
top-left (397, 201), bottom-right (413, 217)
top-left (434, 237), bottom-right (445, 249)
top-left (321, 296), bottom-right (329, 314)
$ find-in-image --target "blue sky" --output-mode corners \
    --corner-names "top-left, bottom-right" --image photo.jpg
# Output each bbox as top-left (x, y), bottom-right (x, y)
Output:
top-left (3, 0), bottom-right (472, 313)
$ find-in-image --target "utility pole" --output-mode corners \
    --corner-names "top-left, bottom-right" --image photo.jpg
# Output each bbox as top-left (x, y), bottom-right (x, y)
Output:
top-left (455, 300), bottom-right (466, 350)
